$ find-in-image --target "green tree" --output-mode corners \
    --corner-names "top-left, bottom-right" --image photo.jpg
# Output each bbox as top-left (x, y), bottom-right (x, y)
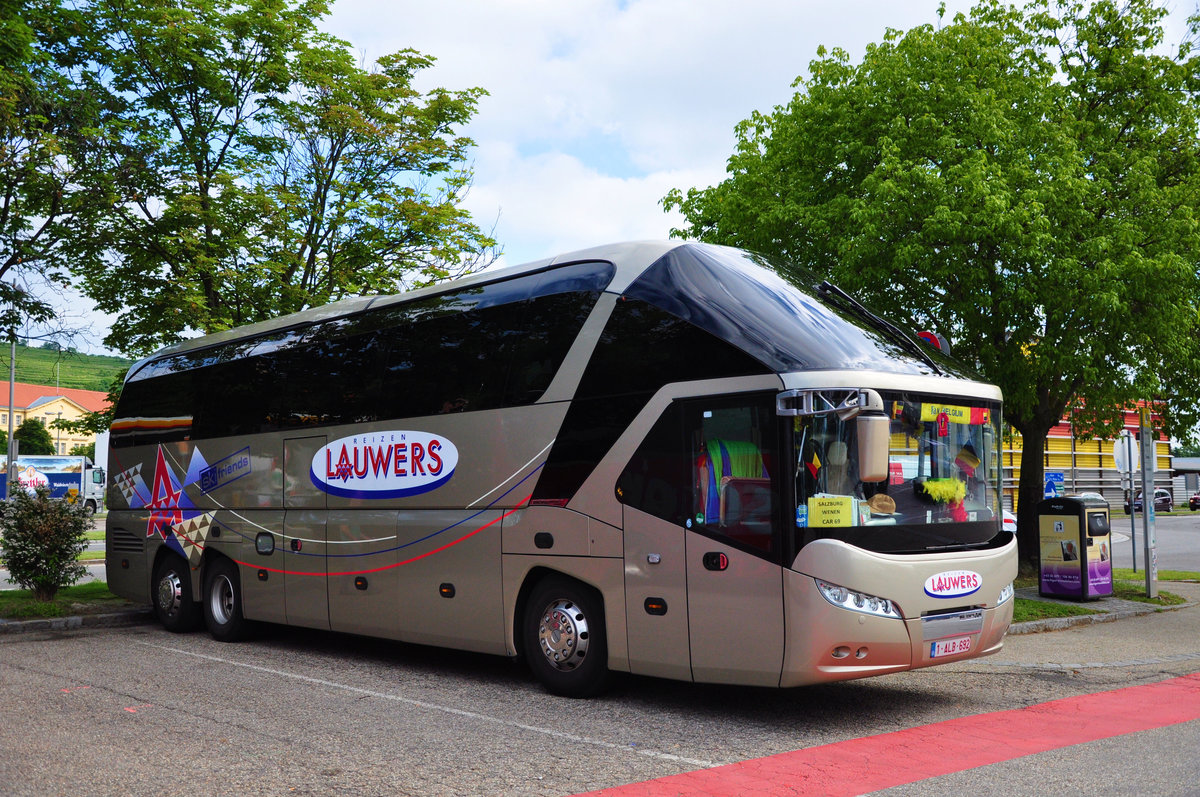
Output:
top-left (664, 0), bottom-right (1200, 563)
top-left (74, 0), bottom-right (495, 356)
top-left (0, 0), bottom-right (105, 332)
top-left (14, 416), bottom-right (54, 454)
top-left (0, 483), bottom-right (89, 600)
top-left (68, 441), bottom-right (94, 460)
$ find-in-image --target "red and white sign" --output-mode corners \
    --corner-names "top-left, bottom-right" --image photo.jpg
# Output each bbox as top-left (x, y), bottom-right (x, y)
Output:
top-left (924, 570), bottom-right (981, 599)
top-left (310, 431), bottom-right (458, 499)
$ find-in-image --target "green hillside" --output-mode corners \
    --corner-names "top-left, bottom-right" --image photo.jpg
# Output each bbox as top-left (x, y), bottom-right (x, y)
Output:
top-left (0, 344), bottom-right (131, 392)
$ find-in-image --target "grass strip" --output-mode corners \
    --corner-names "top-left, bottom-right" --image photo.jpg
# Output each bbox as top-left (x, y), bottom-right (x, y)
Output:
top-left (0, 582), bottom-right (134, 620)
top-left (1012, 598), bottom-right (1098, 623)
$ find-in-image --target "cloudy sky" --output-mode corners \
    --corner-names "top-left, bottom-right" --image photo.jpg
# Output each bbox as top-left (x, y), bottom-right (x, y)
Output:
top-left (323, 0), bottom-right (985, 267)
top-left (321, 0), bottom-right (1196, 267)
top-left (57, 0), bottom-right (1198, 353)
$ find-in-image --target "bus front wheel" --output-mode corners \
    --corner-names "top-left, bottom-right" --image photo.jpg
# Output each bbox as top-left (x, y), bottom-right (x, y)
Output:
top-left (152, 556), bottom-right (201, 633)
top-left (203, 557), bottom-right (253, 642)
top-left (523, 576), bottom-right (610, 698)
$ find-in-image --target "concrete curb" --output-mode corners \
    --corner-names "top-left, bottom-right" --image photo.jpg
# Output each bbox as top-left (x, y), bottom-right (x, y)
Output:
top-left (0, 607), bottom-right (154, 635)
top-left (1007, 585), bottom-right (1197, 635)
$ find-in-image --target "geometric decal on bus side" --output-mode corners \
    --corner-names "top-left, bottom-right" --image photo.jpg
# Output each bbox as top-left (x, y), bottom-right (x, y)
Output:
top-left (171, 512), bottom-right (216, 569)
top-left (113, 463), bottom-right (146, 508)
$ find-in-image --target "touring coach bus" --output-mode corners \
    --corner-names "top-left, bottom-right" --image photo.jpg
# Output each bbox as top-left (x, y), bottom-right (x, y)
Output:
top-left (106, 241), bottom-right (1017, 697)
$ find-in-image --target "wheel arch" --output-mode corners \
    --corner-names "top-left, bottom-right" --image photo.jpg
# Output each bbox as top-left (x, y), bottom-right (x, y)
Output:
top-left (511, 566), bottom-right (608, 662)
top-left (198, 547), bottom-right (238, 594)
top-left (502, 555), bottom-right (628, 671)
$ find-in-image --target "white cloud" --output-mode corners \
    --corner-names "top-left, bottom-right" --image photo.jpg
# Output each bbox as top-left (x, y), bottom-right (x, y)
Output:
top-left (322, 0), bottom-right (986, 264)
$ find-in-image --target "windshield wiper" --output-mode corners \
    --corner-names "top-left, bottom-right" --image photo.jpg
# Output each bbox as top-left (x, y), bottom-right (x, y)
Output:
top-left (815, 280), bottom-right (943, 375)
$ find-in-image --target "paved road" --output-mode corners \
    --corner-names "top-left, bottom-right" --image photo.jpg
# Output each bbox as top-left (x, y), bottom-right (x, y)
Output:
top-left (1110, 510), bottom-right (1200, 572)
top-left (2, 583), bottom-right (1198, 795)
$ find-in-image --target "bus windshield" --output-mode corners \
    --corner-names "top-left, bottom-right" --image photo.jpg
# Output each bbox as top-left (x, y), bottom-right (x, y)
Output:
top-left (794, 392), bottom-right (1003, 554)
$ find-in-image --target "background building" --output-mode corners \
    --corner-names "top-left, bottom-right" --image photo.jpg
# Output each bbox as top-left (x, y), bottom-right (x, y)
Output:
top-left (1002, 406), bottom-right (1173, 512)
top-left (1, 382), bottom-right (110, 457)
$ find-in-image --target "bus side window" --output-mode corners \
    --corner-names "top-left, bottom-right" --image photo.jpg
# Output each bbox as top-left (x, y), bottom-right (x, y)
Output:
top-left (688, 398), bottom-right (779, 556)
top-left (617, 395), bottom-right (780, 560)
top-left (617, 404), bottom-right (687, 526)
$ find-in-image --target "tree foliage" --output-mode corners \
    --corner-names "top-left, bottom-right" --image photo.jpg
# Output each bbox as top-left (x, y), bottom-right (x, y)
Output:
top-left (664, 0), bottom-right (1200, 561)
top-left (0, 483), bottom-right (89, 601)
top-left (15, 416), bottom-right (55, 454)
top-left (68, 441), bottom-right (94, 459)
top-left (71, 0), bottom-right (496, 356)
top-left (0, 0), bottom-right (104, 332)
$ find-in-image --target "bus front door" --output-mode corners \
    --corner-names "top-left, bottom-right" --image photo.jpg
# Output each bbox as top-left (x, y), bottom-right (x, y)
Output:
top-left (681, 392), bottom-right (785, 686)
top-left (283, 435), bottom-right (329, 630)
top-left (684, 537), bottom-right (784, 686)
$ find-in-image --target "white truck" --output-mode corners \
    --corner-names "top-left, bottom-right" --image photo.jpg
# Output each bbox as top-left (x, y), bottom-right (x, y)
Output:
top-left (1, 455), bottom-right (106, 514)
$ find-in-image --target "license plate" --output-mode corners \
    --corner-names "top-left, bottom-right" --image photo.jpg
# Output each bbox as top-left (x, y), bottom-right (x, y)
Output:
top-left (930, 635), bottom-right (972, 658)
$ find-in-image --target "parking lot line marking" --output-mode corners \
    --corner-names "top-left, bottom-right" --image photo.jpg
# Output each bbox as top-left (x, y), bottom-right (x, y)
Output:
top-left (573, 672), bottom-right (1200, 796)
top-left (137, 641), bottom-right (716, 769)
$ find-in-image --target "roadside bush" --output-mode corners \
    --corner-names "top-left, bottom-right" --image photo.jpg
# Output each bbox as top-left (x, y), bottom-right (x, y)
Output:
top-left (0, 484), bottom-right (89, 601)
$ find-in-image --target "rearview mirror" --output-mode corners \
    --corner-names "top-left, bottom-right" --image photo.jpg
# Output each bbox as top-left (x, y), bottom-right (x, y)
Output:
top-left (857, 414), bottom-right (890, 483)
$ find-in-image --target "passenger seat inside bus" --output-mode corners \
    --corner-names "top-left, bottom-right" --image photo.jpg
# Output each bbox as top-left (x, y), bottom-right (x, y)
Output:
top-left (698, 439), bottom-right (773, 551)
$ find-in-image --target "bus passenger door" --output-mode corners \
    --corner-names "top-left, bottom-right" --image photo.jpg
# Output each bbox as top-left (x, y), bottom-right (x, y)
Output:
top-left (283, 435), bottom-right (328, 630)
top-left (683, 396), bottom-right (785, 686)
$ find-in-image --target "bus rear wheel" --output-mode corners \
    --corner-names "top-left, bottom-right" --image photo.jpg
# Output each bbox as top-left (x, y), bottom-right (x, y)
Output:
top-left (203, 557), bottom-right (253, 642)
top-left (523, 576), bottom-right (610, 698)
top-left (152, 556), bottom-right (201, 633)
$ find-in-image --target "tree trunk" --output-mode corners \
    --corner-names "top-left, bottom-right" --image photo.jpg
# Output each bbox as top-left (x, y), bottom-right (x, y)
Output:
top-left (1015, 424), bottom-right (1050, 569)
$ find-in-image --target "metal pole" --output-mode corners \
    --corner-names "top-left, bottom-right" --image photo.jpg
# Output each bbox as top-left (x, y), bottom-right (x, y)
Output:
top-left (7, 337), bottom-right (14, 486)
top-left (1139, 409), bottom-right (1158, 598)
top-left (1127, 432), bottom-right (1136, 572)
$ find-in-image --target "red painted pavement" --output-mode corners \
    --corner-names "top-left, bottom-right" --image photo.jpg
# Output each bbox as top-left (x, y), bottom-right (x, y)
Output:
top-left (576, 672), bottom-right (1200, 797)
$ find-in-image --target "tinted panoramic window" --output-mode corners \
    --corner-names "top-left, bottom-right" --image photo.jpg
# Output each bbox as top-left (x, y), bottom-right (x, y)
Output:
top-left (625, 244), bottom-right (973, 377)
top-left (112, 261), bottom-right (614, 447)
top-left (575, 298), bottom-right (771, 400)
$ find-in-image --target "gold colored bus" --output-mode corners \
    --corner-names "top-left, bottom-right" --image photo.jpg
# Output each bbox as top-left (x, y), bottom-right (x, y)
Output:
top-left (106, 241), bottom-right (1016, 697)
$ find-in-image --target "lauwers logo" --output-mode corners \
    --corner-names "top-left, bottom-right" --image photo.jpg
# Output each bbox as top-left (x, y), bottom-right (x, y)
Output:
top-left (311, 431), bottom-right (458, 499)
top-left (924, 570), bottom-right (982, 599)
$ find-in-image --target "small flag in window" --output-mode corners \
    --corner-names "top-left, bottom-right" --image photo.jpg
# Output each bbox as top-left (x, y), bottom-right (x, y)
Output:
top-left (955, 445), bottom-right (980, 477)
top-left (806, 447), bottom-right (821, 479)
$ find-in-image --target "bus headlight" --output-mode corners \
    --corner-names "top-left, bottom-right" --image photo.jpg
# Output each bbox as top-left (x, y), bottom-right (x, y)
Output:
top-left (815, 579), bottom-right (902, 619)
top-left (997, 582), bottom-right (1014, 606)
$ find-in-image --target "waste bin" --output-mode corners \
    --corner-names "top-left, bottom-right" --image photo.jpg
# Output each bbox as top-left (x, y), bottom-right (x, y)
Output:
top-left (1037, 495), bottom-right (1113, 600)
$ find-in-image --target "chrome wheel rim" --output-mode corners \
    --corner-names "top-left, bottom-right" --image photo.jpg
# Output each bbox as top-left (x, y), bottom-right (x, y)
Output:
top-left (537, 598), bottom-right (590, 672)
top-left (209, 574), bottom-right (236, 625)
top-left (156, 570), bottom-right (182, 617)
